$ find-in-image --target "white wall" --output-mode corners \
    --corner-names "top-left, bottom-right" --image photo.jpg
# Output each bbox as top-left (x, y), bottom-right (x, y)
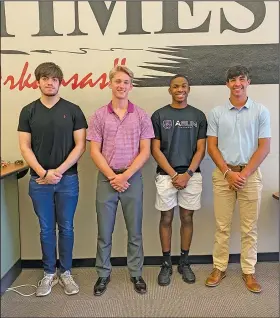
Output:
top-left (1, 1), bottom-right (279, 259)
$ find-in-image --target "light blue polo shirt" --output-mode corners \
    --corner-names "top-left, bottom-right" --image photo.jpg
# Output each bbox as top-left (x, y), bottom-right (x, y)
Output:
top-left (207, 97), bottom-right (271, 165)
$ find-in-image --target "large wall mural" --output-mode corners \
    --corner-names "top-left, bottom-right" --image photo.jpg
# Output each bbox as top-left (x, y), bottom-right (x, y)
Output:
top-left (1, 1), bottom-right (279, 91)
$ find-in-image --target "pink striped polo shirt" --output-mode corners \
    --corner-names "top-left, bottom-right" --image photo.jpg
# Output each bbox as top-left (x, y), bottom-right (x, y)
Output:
top-left (87, 101), bottom-right (155, 170)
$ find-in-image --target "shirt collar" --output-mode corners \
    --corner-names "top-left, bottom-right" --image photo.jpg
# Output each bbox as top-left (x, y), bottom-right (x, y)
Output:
top-left (108, 101), bottom-right (134, 113)
top-left (227, 97), bottom-right (252, 110)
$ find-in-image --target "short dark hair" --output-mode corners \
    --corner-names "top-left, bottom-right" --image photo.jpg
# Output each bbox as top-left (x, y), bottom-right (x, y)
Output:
top-left (226, 65), bottom-right (250, 82)
top-left (169, 74), bottom-right (190, 86)
top-left (35, 62), bottom-right (63, 83)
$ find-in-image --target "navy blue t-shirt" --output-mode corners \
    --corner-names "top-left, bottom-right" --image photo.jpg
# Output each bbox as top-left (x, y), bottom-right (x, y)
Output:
top-left (151, 104), bottom-right (207, 174)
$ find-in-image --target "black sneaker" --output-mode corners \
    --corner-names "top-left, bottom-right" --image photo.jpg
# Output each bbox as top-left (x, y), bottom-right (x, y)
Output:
top-left (178, 261), bottom-right (195, 284)
top-left (158, 261), bottom-right (173, 286)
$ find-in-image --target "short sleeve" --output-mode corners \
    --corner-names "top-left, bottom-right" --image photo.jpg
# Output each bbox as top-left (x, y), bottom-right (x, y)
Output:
top-left (151, 111), bottom-right (161, 140)
top-left (259, 107), bottom-right (271, 138)
top-left (17, 107), bottom-right (31, 133)
top-left (140, 112), bottom-right (155, 140)
top-left (86, 112), bottom-right (103, 143)
top-left (73, 106), bottom-right (88, 131)
top-left (197, 112), bottom-right (207, 140)
top-left (206, 109), bottom-right (218, 137)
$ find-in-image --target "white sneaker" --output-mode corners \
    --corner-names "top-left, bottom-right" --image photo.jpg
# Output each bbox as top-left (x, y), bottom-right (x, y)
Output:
top-left (36, 272), bottom-right (58, 297)
top-left (59, 270), bottom-right (79, 295)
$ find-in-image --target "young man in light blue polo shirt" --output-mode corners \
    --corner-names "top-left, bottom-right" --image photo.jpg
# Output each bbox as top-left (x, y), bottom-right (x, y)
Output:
top-left (205, 65), bottom-right (271, 293)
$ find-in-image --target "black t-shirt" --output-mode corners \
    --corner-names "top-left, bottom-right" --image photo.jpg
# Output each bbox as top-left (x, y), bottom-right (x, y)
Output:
top-left (151, 104), bottom-right (207, 174)
top-left (18, 98), bottom-right (88, 176)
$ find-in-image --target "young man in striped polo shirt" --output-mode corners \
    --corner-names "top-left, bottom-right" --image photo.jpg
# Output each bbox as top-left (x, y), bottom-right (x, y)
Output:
top-left (87, 65), bottom-right (154, 296)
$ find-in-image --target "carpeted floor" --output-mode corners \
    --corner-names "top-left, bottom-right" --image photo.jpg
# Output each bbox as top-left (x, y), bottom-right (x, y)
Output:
top-left (1, 262), bottom-right (279, 317)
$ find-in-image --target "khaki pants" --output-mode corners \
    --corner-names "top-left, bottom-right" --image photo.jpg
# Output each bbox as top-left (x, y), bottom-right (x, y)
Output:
top-left (212, 167), bottom-right (263, 274)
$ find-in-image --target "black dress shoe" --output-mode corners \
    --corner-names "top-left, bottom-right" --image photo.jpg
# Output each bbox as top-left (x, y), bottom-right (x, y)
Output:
top-left (94, 276), bottom-right (110, 296)
top-left (130, 276), bottom-right (147, 294)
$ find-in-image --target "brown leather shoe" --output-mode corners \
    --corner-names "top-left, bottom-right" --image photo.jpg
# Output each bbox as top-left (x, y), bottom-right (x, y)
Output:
top-left (205, 268), bottom-right (226, 287)
top-left (242, 274), bottom-right (262, 293)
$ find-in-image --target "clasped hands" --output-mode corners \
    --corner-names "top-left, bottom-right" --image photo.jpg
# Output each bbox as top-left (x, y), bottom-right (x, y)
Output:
top-left (109, 174), bottom-right (130, 192)
top-left (171, 171), bottom-right (248, 191)
top-left (36, 169), bottom-right (62, 185)
top-left (226, 171), bottom-right (247, 191)
top-left (172, 173), bottom-right (190, 190)
top-left (34, 169), bottom-right (248, 191)
top-left (36, 170), bottom-right (131, 190)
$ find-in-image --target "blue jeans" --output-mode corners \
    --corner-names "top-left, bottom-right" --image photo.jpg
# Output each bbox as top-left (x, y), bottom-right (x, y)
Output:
top-left (29, 174), bottom-right (79, 274)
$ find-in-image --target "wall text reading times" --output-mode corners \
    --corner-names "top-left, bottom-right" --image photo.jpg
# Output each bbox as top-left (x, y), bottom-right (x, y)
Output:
top-left (0, 59), bottom-right (126, 91)
top-left (1, 1), bottom-right (266, 37)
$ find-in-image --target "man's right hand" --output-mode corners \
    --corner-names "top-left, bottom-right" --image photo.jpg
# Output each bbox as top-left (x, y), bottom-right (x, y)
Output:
top-left (225, 171), bottom-right (246, 190)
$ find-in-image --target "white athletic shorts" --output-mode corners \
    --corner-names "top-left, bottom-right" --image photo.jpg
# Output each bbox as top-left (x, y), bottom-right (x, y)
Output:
top-left (155, 173), bottom-right (203, 211)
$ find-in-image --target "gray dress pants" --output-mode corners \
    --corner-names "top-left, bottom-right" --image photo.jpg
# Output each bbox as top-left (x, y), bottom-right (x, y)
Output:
top-left (95, 170), bottom-right (144, 277)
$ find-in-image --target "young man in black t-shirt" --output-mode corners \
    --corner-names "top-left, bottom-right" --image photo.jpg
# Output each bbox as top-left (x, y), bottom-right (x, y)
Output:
top-left (151, 74), bottom-right (207, 286)
top-left (18, 62), bottom-right (88, 296)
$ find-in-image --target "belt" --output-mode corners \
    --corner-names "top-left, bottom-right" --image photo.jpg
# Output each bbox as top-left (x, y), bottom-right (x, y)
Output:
top-left (112, 168), bottom-right (127, 174)
top-left (227, 164), bottom-right (246, 172)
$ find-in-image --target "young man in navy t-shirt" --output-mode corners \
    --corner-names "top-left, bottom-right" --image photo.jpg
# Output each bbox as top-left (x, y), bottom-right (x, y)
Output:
top-left (151, 74), bottom-right (207, 286)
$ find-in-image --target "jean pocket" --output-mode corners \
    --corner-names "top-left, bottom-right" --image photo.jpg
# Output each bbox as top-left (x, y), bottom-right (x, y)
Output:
top-left (29, 178), bottom-right (50, 196)
top-left (62, 174), bottom-right (79, 183)
top-left (63, 174), bottom-right (78, 178)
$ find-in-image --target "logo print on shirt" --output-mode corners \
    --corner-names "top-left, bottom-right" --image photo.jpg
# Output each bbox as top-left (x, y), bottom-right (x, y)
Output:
top-left (162, 120), bottom-right (173, 129)
top-left (175, 120), bottom-right (197, 128)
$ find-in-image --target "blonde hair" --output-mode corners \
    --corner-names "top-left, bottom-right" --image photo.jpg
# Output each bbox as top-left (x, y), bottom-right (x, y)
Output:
top-left (109, 65), bottom-right (134, 82)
